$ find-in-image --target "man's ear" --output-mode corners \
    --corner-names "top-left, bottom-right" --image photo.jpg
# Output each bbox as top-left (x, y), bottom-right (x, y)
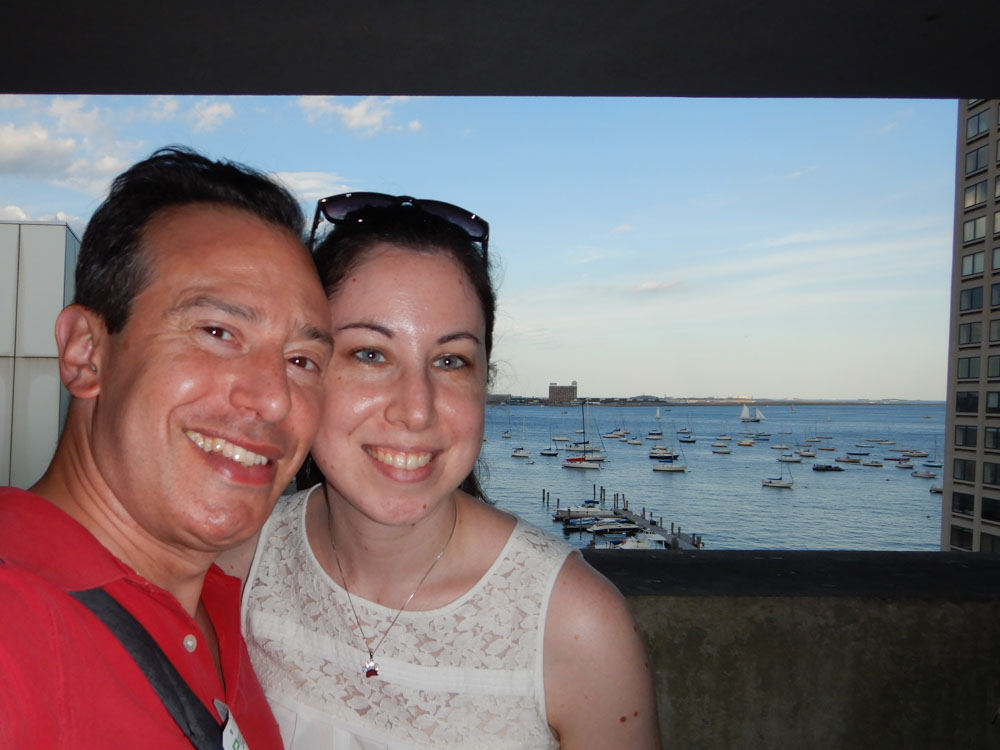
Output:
top-left (54, 304), bottom-right (108, 399)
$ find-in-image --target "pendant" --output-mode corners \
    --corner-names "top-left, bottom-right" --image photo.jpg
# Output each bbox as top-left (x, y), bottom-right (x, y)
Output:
top-left (363, 658), bottom-right (379, 678)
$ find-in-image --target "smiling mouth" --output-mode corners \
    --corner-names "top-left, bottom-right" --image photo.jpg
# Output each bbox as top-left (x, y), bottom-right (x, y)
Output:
top-left (366, 447), bottom-right (432, 470)
top-left (185, 430), bottom-right (271, 468)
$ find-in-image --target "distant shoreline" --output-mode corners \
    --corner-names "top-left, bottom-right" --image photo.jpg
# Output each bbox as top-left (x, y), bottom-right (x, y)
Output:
top-left (488, 396), bottom-right (945, 408)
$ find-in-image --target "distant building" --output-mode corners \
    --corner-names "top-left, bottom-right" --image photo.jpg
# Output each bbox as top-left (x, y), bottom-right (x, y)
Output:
top-left (943, 98), bottom-right (1000, 552)
top-left (1, 220), bottom-right (80, 488)
top-left (547, 381), bottom-right (578, 404)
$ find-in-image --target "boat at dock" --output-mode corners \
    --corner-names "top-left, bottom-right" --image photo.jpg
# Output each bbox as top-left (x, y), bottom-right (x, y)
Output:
top-left (812, 464), bottom-right (845, 472)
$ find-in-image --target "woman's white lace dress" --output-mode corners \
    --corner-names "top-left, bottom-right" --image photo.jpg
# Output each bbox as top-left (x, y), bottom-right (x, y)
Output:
top-left (242, 486), bottom-right (572, 749)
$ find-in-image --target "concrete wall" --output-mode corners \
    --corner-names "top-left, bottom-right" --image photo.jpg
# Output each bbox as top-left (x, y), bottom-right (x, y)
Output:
top-left (585, 549), bottom-right (1000, 750)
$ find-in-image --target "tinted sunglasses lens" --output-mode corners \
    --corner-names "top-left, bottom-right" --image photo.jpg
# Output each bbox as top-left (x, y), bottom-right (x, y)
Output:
top-left (319, 192), bottom-right (397, 222)
top-left (417, 200), bottom-right (488, 241)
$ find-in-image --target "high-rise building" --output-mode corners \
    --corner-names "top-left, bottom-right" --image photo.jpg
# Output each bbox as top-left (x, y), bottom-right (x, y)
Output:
top-left (547, 381), bottom-right (578, 404)
top-left (943, 99), bottom-right (1000, 552)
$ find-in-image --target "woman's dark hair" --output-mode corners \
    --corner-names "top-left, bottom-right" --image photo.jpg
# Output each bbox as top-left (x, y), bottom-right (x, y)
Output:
top-left (75, 145), bottom-right (304, 333)
top-left (298, 204), bottom-right (496, 502)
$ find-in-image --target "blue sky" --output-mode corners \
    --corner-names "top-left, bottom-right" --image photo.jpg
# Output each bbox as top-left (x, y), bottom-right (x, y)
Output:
top-left (0, 95), bottom-right (956, 400)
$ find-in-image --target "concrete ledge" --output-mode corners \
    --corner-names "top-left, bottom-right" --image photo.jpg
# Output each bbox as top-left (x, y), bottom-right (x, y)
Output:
top-left (583, 550), bottom-right (1000, 749)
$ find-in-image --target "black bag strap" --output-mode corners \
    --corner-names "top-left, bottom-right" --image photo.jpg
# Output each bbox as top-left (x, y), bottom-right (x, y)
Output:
top-left (70, 587), bottom-right (222, 750)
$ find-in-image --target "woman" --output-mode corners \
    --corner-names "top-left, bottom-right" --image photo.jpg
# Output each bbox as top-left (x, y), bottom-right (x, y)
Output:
top-left (222, 193), bottom-right (659, 749)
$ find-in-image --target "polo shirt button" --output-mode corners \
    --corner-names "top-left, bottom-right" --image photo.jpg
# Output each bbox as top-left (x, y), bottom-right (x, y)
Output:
top-left (183, 634), bottom-right (198, 652)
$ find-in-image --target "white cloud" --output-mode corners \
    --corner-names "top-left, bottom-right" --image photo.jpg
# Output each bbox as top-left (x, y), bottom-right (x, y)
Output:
top-left (190, 100), bottom-right (234, 133)
top-left (0, 123), bottom-right (77, 176)
top-left (637, 280), bottom-right (679, 294)
top-left (53, 154), bottom-right (131, 197)
top-left (614, 224), bottom-right (632, 232)
top-left (0, 95), bottom-right (28, 110)
top-left (150, 95), bottom-right (179, 121)
top-left (0, 205), bottom-right (31, 220)
top-left (782, 165), bottom-right (818, 179)
top-left (273, 171), bottom-right (350, 203)
top-left (297, 96), bottom-right (415, 135)
top-left (48, 96), bottom-right (105, 137)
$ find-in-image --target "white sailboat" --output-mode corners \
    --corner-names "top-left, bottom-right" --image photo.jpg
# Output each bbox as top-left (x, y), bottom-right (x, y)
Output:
top-left (562, 402), bottom-right (601, 470)
top-left (740, 404), bottom-right (767, 423)
top-left (763, 462), bottom-right (793, 488)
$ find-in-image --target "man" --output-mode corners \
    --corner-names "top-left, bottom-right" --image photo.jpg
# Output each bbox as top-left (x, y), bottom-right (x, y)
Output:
top-left (0, 147), bottom-right (333, 748)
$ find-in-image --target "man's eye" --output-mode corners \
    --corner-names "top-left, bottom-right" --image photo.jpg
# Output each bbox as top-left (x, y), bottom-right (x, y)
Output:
top-left (353, 348), bottom-right (386, 364)
top-left (204, 326), bottom-right (234, 341)
top-left (434, 354), bottom-right (468, 370)
top-left (289, 355), bottom-right (319, 371)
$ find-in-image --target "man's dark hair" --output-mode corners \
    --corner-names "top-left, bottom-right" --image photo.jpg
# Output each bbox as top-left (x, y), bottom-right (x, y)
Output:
top-left (75, 146), bottom-right (304, 333)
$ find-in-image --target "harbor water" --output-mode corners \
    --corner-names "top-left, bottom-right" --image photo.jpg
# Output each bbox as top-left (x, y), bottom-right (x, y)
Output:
top-left (481, 402), bottom-right (945, 551)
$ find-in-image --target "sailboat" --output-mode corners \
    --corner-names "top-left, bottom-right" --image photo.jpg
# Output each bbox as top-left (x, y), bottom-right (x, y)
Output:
top-left (740, 404), bottom-right (766, 423)
top-left (562, 402), bottom-right (601, 470)
top-left (655, 407), bottom-right (661, 420)
top-left (763, 462), bottom-right (793, 488)
top-left (501, 406), bottom-right (512, 438)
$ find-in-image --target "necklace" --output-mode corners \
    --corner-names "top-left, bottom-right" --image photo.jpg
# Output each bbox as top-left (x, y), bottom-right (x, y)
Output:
top-left (325, 484), bottom-right (458, 678)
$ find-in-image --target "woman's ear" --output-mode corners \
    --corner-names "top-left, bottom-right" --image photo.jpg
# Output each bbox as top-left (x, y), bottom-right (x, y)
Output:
top-left (54, 304), bottom-right (107, 399)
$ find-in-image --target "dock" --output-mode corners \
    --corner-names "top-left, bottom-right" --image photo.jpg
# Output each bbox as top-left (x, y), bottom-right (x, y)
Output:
top-left (548, 485), bottom-right (703, 551)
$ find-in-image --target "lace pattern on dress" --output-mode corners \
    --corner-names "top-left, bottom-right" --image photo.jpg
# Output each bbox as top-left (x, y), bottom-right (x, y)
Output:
top-left (243, 487), bottom-right (570, 749)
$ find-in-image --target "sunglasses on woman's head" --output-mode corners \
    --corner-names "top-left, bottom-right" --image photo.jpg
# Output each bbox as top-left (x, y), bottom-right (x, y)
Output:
top-left (308, 192), bottom-right (490, 255)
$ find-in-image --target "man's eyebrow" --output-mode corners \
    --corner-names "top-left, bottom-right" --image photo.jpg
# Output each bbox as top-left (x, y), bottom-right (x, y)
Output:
top-left (170, 294), bottom-right (258, 321)
top-left (171, 294), bottom-right (333, 348)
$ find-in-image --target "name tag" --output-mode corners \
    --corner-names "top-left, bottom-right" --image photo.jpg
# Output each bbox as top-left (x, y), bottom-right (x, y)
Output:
top-left (214, 699), bottom-right (249, 750)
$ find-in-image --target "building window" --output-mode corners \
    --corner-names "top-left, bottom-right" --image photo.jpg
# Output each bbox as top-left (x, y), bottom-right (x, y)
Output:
top-left (968, 109), bottom-right (991, 140)
top-left (961, 286), bottom-right (983, 310)
top-left (986, 426), bottom-right (1000, 449)
top-left (988, 392), bottom-right (1000, 413)
top-left (964, 216), bottom-right (987, 243)
top-left (967, 144), bottom-right (990, 174)
top-left (982, 532), bottom-right (1000, 552)
top-left (990, 319), bottom-right (1000, 342)
top-left (984, 496), bottom-right (1000, 523)
top-left (985, 462), bottom-right (1000, 486)
top-left (956, 424), bottom-right (978, 447)
top-left (953, 457), bottom-right (977, 482)
top-left (968, 99), bottom-right (986, 106)
top-left (993, 284), bottom-right (1000, 307)
top-left (958, 356), bottom-right (981, 379)
top-left (991, 356), bottom-right (1000, 378)
top-left (956, 390), bottom-right (979, 413)
top-left (951, 525), bottom-right (973, 550)
top-left (960, 321), bottom-right (983, 344)
top-left (952, 491), bottom-right (975, 515)
top-left (994, 248), bottom-right (1000, 272)
top-left (962, 250), bottom-right (985, 275)
top-left (966, 179), bottom-right (988, 209)
top-left (995, 211), bottom-right (1000, 236)
top-left (995, 175), bottom-right (1000, 201)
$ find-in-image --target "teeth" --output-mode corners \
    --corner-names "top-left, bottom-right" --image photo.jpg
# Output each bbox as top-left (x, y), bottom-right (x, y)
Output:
top-left (186, 430), bottom-right (269, 468)
top-left (367, 447), bottom-right (432, 470)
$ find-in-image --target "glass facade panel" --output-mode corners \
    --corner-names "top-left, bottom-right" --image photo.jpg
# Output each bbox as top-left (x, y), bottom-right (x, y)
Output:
top-left (965, 179), bottom-right (988, 209)
top-left (988, 391), bottom-right (1000, 413)
top-left (962, 250), bottom-right (985, 275)
top-left (967, 110), bottom-right (991, 139)
top-left (956, 390), bottom-right (979, 413)
top-left (984, 496), bottom-right (1000, 523)
top-left (985, 462), bottom-right (1000, 486)
top-left (958, 356), bottom-right (981, 379)
top-left (986, 426), bottom-right (1000, 449)
top-left (955, 424), bottom-right (978, 447)
top-left (950, 526), bottom-right (973, 550)
top-left (967, 144), bottom-right (990, 174)
top-left (953, 457), bottom-right (977, 482)
top-left (952, 491), bottom-right (975, 515)
top-left (961, 286), bottom-right (983, 310)
top-left (964, 216), bottom-right (987, 243)
top-left (960, 321), bottom-right (982, 344)
top-left (981, 532), bottom-right (1000, 553)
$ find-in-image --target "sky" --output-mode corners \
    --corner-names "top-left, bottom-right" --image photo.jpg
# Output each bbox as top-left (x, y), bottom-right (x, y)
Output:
top-left (0, 95), bottom-right (957, 401)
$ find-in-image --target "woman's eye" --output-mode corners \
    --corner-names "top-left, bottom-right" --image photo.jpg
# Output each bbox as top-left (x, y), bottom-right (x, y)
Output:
top-left (289, 355), bottom-right (319, 371)
top-left (352, 348), bottom-right (386, 364)
top-left (434, 354), bottom-right (468, 370)
top-left (203, 326), bottom-right (234, 341)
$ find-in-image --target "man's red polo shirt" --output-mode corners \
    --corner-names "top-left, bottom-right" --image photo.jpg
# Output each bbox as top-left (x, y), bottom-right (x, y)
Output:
top-left (0, 487), bottom-right (282, 748)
